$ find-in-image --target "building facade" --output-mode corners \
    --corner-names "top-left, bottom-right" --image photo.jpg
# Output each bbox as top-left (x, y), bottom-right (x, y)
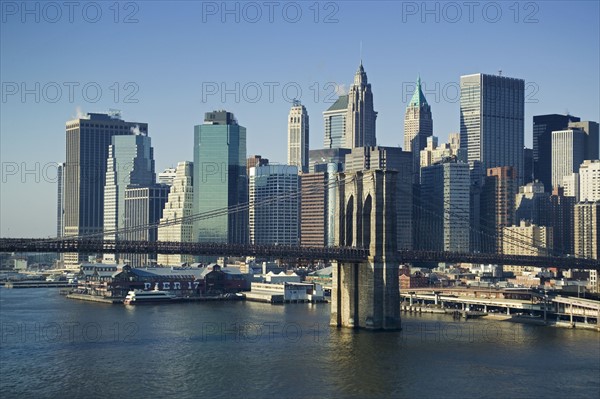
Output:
top-left (323, 95), bottom-right (348, 149)
top-left (533, 114), bottom-right (580, 192)
top-left (193, 111), bottom-right (247, 244)
top-left (502, 221), bottom-right (552, 257)
top-left (579, 160), bottom-right (600, 202)
top-left (344, 62), bottom-right (377, 148)
top-left (287, 100), bottom-right (309, 173)
top-left (481, 166), bottom-right (517, 253)
top-left (63, 112), bottom-right (144, 268)
top-left (122, 184), bottom-right (170, 267)
top-left (574, 201), bottom-right (600, 260)
top-left (460, 73), bottom-right (525, 184)
top-left (103, 134), bottom-right (155, 263)
top-left (551, 128), bottom-right (585, 190)
top-left (157, 161), bottom-right (195, 265)
top-left (249, 165), bottom-right (299, 245)
top-left (404, 77), bottom-right (433, 182)
top-left (420, 160), bottom-right (470, 252)
top-left (300, 171), bottom-right (328, 247)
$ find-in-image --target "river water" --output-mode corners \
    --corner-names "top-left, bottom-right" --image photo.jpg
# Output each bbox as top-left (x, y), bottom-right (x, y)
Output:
top-left (1, 288), bottom-right (599, 398)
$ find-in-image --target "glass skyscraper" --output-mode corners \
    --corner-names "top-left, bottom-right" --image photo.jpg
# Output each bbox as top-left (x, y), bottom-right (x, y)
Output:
top-left (323, 95), bottom-right (348, 149)
top-left (193, 111), bottom-right (247, 244)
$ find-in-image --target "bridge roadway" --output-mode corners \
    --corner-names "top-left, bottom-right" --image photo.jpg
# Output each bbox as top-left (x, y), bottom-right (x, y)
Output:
top-left (0, 238), bottom-right (598, 270)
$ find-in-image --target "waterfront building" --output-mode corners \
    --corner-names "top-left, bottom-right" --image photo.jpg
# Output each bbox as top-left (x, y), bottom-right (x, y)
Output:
top-left (287, 100), bottom-right (309, 173)
top-left (533, 114), bottom-right (580, 191)
top-left (157, 161), bottom-right (195, 265)
top-left (193, 111), bottom-right (247, 244)
top-left (344, 62), bottom-right (377, 148)
top-left (103, 134), bottom-right (155, 262)
top-left (574, 201), bottom-right (600, 260)
top-left (64, 112), bottom-right (144, 268)
top-left (323, 95), bottom-right (348, 149)
top-left (460, 73), bottom-right (525, 184)
top-left (122, 184), bottom-right (170, 267)
top-left (249, 165), bottom-right (299, 245)
top-left (551, 128), bottom-right (585, 189)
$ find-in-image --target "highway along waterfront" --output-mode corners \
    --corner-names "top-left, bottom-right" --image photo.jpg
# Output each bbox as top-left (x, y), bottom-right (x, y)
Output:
top-left (1, 288), bottom-right (599, 398)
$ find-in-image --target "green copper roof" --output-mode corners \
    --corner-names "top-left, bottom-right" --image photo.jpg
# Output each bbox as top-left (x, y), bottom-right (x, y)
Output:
top-left (408, 76), bottom-right (428, 107)
top-left (326, 94), bottom-right (349, 112)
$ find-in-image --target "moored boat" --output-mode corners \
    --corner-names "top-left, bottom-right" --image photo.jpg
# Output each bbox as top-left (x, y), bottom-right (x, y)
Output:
top-left (124, 288), bottom-right (178, 305)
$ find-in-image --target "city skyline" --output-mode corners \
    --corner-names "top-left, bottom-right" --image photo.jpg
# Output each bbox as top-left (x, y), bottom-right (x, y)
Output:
top-left (1, 1), bottom-right (599, 236)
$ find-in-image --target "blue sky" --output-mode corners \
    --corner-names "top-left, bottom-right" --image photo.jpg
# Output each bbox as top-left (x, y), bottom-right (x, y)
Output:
top-left (1, 0), bottom-right (599, 237)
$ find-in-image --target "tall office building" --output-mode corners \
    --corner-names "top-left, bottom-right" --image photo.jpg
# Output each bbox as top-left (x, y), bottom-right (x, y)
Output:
top-left (420, 159), bottom-right (470, 252)
top-left (481, 166), bottom-right (517, 253)
top-left (344, 62), bottom-right (377, 148)
top-left (323, 95), bottom-right (348, 149)
top-left (568, 121), bottom-right (599, 161)
top-left (157, 161), bottom-right (194, 265)
top-left (549, 187), bottom-right (575, 256)
top-left (56, 162), bottom-right (65, 238)
top-left (579, 160), bottom-right (600, 202)
top-left (287, 100), bottom-right (309, 173)
top-left (551, 128), bottom-right (585, 189)
top-left (460, 73), bottom-right (525, 184)
top-left (300, 171), bottom-right (328, 247)
top-left (249, 165), bottom-right (299, 245)
top-left (103, 135), bottom-right (155, 256)
top-left (523, 148), bottom-right (534, 184)
top-left (405, 77), bottom-right (433, 181)
top-left (193, 111), bottom-right (247, 244)
top-left (533, 114), bottom-right (580, 191)
top-left (63, 112), bottom-right (144, 268)
top-left (574, 201), bottom-right (600, 260)
top-left (122, 184), bottom-right (170, 267)
top-left (345, 146), bottom-right (413, 249)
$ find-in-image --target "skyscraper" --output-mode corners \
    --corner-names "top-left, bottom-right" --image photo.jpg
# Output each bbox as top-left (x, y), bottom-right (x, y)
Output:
top-left (420, 159), bottom-right (470, 252)
top-left (56, 162), bottom-right (64, 238)
top-left (287, 100), bottom-right (309, 173)
top-left (103, 135), bottom-right (155, 248)
top-left (460, 73), bottom-right (525, 184)
top-left (157, 161), bottom-right (194, 265)
top-left (63, 112), bottom-right (144, 268)
top-left (551, 128), bottom-right (585, 189)
top-left (300, 171), bottom-right (328, 247)
top-left (533, 114), bottom-right (580, 191)
top-left (323, 95), bottom-right (348, 149)
top-left (249, 165), bottom-right (299, 245)
top-left (579, 160), bottom-right (600, 202)
top-left (122, 184), bottom-right (170, 267)
top-left (481, 166), bottom-right (517, 253)
top-left (344, 62), bottom-right (377, 148)
top-left (549, 187), bottom-right (575, 256)
top-left (568, 121), bottom-right (599, 161)
top-left (404, 77), bottom-right (433, 181)
top-left (574, 201), bottom-right (600, 260)
top-left (193, 111), bottom-right (247, 244)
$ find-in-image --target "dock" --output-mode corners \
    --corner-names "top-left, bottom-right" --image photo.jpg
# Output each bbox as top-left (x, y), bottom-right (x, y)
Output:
top-left (3, 281), bottom-right (77, 289)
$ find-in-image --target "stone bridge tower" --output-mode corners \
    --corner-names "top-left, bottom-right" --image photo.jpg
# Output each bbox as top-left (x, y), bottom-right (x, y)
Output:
top-left (330, 169), bottom-right (401, 330)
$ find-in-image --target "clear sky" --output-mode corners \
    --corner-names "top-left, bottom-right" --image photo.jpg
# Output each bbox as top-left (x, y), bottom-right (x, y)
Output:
top-left (1, 0), bottom-right (599, 237)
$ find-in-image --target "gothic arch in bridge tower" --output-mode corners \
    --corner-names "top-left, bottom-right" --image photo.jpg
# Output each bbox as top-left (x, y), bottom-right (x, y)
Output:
top-left (331, 169), bottom-right (400, 330)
